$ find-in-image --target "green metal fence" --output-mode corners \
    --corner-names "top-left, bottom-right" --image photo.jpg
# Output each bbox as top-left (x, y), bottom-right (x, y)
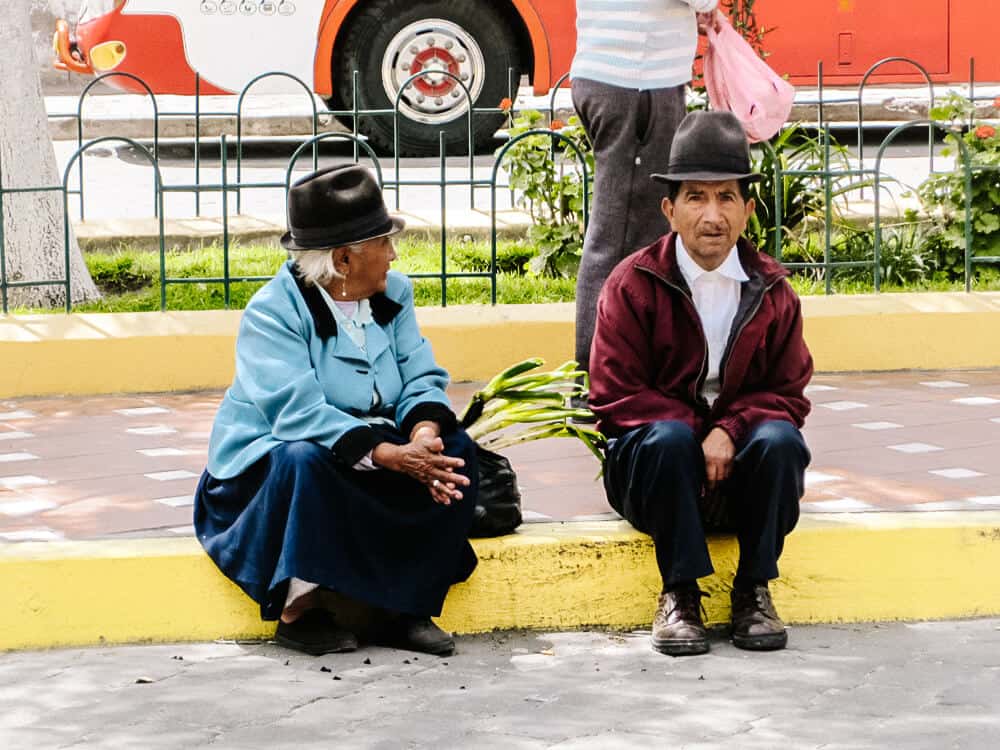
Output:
top-left (1, 57), bottom-right (999, 313)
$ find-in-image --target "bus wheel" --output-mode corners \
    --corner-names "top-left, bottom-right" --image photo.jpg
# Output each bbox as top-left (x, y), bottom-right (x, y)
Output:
top-left (335, 0), bottom-right (521, 156)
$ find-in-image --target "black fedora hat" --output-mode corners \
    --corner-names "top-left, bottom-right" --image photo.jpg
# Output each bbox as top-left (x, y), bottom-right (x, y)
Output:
top-left (651, 110), bottom-right (761, 184)
top-left (280, 164), bottom-right (405, 251)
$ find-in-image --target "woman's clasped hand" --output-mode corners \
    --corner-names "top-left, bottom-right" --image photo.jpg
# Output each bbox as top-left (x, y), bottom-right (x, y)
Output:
top-left (373, 424), bottom-right (471, 505)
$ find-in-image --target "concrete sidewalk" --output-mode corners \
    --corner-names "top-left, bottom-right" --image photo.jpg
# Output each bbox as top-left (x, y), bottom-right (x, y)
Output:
top-left (72, 209), bottom-right (541, 252)
top-left (71, 200), bottom-right (920, 253)
top-left (3, 620), bottom-right (999, 749)
top-left (2, 370), bottom-right (1000, 543)
top-left (46, 84), bottom-right (1000, 141)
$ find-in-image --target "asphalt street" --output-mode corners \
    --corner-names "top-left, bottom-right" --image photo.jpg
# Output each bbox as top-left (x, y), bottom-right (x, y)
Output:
top-left (2, 619), bottom-right (998, 749)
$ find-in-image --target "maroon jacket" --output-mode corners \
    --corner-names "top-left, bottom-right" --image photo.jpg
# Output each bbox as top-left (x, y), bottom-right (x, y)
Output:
top-left (589, 233), bottom-right (813, 445)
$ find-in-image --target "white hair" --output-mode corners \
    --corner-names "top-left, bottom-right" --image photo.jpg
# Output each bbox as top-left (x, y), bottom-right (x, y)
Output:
top-left (288, 244), bottom-right (364, 288)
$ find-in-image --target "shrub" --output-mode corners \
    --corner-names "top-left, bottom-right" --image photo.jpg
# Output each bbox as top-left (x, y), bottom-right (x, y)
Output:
top-left (779, 217), bottom-right (938, 286)
top-left (449, 242), bottom-right (536, 275)
top-left (86, 254), bottom-right (153, 294)
top-left (498, 109), bottom-right (593, 278)
top-left (749, 125), bottom-right (870, 258)
top-left (918, 92), bottom-right (1000, 280)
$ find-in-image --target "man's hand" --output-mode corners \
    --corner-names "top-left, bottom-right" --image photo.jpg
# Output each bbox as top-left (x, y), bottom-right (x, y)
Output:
top-left (702, 427), bottom-right (735, 490)
top-left (373, 433), bottom-right (469, 506)
top-left (696, 11), bottom-right (721, 36)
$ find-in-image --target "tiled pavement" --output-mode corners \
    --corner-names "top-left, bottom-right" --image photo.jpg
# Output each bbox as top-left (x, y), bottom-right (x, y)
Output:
top-left (1, 370), bottom-right (1000, 542)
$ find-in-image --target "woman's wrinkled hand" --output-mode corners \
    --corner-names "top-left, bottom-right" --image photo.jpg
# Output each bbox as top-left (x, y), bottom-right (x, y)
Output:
top-left (373, 434), bottom-right (470, 506)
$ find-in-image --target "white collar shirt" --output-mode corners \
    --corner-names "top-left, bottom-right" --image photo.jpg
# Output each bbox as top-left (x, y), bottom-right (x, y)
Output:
top-left (675, 236), bottom-right (749, 405)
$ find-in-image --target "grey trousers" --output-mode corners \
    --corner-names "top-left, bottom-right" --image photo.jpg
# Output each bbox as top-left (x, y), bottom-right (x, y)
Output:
top-left (571, 78), bottom-right (687, 373)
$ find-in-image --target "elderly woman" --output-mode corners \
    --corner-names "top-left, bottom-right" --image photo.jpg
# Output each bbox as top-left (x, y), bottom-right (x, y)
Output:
top-left (194, 164), bottom-right (478, 657)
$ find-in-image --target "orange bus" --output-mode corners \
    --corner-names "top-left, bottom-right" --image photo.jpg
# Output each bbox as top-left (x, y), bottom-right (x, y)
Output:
top-left (55, 1), bottom-right (997, 155)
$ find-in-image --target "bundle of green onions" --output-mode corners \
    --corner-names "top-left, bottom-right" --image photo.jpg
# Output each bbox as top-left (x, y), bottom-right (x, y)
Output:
top-left (458, 358), bottom-right (607, 462)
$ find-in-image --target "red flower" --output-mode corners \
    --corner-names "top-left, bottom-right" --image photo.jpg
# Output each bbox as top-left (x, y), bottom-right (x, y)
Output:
top-left (550, 119), bottom-right (566, 130)
top-left (499, 98), bottom-right (513, 112)
top-left (975, 124), bottom-right (997, 139)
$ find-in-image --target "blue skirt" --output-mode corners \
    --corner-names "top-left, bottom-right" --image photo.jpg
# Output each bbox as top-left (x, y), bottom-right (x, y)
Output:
top-left (194, 429), bottom-right (479, 621)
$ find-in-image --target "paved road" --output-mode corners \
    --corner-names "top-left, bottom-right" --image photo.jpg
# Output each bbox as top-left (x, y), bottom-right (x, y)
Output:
top-left (2, 619), bottom-right (998, 749)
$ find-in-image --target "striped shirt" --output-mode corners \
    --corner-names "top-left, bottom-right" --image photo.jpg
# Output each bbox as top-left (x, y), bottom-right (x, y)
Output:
top-left (571, 0), bottom-right (718, 90)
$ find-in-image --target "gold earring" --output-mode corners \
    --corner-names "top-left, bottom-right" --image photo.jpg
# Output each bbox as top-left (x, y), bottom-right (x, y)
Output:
top-left (341, 277), bottom-right (348, 298)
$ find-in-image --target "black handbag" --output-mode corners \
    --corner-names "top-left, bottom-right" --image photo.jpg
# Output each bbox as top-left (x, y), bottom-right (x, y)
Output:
top-left (468, 444), bottom-right (523, 537)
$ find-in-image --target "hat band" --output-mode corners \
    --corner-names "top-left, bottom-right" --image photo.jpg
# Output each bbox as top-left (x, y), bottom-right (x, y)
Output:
top-left (289, 210), bottom-right (392, 248)
top-left (667, 156), bottom-right (753, 175)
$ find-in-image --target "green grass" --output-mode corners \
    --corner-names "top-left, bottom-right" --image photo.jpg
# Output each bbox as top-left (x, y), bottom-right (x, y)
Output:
top-left (787, 267), bottom-right (1000, 296)
top-left (19, 239), bottom-right (1000, 314)
top-left (70, 238), bottom-right (575, 312)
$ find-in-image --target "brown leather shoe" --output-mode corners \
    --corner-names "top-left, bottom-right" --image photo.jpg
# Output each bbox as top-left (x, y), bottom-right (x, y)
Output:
top-left (275, 609), bottom-right (359, 655)
top-left (730, 584), bottom-right (787, 651)
top-left (651, 588), bottom-right (709, 656)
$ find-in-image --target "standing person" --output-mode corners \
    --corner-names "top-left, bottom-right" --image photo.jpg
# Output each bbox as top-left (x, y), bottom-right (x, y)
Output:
top-left (195, 164), bottom-right (478, 657)
top-left (571, 0), bottom-right (720, 403)
top-left (589, 111), bottom-right (813, 656)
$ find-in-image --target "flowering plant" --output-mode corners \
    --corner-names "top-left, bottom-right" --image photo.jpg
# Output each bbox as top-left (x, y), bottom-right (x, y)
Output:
top-left (917, 93), bottom-right (1000, 277)
top-left (497, 106), bottom-right (594, 278)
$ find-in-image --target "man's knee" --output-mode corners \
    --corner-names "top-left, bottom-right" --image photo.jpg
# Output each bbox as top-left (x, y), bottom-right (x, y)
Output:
top-left (642, 420), bottom-right (699, 453)
top-left (746, 421), bottom-right (809, 465)
top-left (627, 421), bottom-right (702, 478)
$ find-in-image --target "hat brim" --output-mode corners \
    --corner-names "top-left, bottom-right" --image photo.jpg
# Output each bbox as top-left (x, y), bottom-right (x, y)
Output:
top-left (280, 216), bottom-right (406, 252)
top-left (651, 171), bottom-right (762, 184)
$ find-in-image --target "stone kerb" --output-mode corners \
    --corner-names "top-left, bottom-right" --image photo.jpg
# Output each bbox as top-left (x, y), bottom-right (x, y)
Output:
top-left (3, 514), bottom-right (1000, 651)
top-left (2, 294), bottom-right (1000, 397)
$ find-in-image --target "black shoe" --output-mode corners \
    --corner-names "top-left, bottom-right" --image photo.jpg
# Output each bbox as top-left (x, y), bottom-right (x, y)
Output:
top-left (730, 584), bottom-right (788, 651)
top-left (651, 588), bottom-right (709, 656)
top-left (275, 609), bottom-right (359, 655)
top-left (376, 615), bottom-right (455, 656)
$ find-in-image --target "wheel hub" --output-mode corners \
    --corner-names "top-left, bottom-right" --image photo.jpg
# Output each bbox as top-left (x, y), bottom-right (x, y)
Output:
top-left (382, 19), bottom-right (486, 125)
top-left (408, 48), bottom-right (460, 97)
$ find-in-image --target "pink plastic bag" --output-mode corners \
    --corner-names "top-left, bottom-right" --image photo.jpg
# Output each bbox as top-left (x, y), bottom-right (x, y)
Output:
top-left (703, 13), bottom-right (795, 143)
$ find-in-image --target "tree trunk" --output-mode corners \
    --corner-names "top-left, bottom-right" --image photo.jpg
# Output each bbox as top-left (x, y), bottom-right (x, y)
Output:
top-left (1, 0), bottom-right (99, 310)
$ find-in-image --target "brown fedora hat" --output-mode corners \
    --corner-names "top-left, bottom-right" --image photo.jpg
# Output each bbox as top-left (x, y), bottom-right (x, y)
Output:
top-left (280, 164), bottom-right (405, 251)
top-left (651, 110), bottom-right (761, 184)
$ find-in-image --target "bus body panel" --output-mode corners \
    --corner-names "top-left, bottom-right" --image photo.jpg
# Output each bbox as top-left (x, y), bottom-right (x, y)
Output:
top-left (119, 0), bottom-right (325, 93)
top-left (737, 0), bottom-right (997, 85)
top-left (74, 4), bottom-right (223, 94)
top-left (524, 0), bottom-right (576, 93)
top-left (61, 1), bottom-right (1000, 100)
top-left (758, 0), bottom-right (950, 81)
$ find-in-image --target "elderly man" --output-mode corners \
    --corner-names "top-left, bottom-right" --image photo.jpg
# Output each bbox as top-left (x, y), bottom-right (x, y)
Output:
top-left (589, 111), bottom-right (813, 656)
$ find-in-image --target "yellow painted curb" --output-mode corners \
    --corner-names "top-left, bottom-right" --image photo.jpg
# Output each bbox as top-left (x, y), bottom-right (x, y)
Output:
top-left (3, 514), bottom-right (1000, 651)
top-left (799, 292), bottom-right (1000, 372)
top-left (2, 293), bottom-right (1000, 397)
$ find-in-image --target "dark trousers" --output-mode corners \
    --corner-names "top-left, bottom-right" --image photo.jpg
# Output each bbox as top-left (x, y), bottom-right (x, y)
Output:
top-left (571, 78), bottom-right (687, 372)
top-left (195, 430), bottom-right (479, 620)
top-left (603, 420), bottom-right (810, 588)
